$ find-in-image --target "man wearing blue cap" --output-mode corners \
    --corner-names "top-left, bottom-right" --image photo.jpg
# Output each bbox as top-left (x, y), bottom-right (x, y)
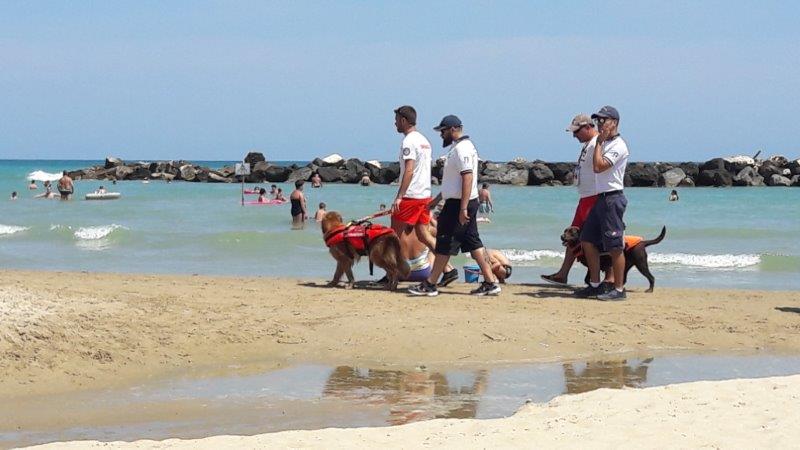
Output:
top-left (408, 115), bottom-right (501, 297)
top-left (575, 106), bottom-right (630, 301)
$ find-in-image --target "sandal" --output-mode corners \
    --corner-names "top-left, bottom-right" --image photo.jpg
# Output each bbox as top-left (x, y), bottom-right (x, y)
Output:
top-left (540, 274), bottom-right (569, 287)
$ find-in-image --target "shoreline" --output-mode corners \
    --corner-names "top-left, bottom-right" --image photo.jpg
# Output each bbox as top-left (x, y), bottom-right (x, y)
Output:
top-left (23, 374), bottom-right (800, 449)
top-left (2, 269), bottom-right (800, 399)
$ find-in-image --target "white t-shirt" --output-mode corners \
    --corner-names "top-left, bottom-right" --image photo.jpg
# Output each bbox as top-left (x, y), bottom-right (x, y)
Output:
top-left (576, 135), bottom-right (598, 198)
top-left (595, 135), bottom-right (629, 193)
top-left (398, 131), bottom-right (432, 199)
top-left (441, 137), bottom-right (479, 200)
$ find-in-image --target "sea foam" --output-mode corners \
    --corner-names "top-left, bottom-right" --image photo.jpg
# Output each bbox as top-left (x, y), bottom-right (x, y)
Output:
top-left (0, 224), bottom-right (30, 235)
top-left (500, 248), bottom-right (761, 269)
top-left (73, 224), bottom-right (126, 240)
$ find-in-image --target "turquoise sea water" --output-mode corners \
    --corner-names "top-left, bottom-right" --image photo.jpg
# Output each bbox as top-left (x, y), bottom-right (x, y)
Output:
top-left (1, 160), bottom-right (799, 290)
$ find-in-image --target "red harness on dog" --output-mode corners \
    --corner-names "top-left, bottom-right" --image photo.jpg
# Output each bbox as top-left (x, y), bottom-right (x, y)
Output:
top-left (324, 222), bottom-right (395, 256)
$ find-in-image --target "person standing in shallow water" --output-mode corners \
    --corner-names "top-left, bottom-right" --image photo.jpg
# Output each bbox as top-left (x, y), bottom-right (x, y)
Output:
top-left (57, 171), bottom-right (74, 200)
top-left (290, 180), bottom-right (308, 229)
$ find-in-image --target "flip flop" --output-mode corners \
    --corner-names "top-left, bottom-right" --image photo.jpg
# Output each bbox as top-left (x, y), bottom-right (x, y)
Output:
top-left (540, 274), bottom-right (569, 287)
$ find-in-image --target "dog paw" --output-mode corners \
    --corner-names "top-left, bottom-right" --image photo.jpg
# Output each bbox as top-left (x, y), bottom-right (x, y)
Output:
top-left (344, 282), bottom-right (355, 290)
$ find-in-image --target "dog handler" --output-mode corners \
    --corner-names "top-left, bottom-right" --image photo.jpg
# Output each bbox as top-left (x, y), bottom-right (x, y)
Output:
top-left (575, 106), bottom-right (629, 301)
top-left (542, 114), bottom-right (599, 286)
top-left (409, 115), bottom-right (500, 297)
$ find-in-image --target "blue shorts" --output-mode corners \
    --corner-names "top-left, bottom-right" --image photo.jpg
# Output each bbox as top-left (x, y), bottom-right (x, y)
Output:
top-left (406, 265), bottom-right (432, 282)
top-left (580, 191), bottom-right (627, 251)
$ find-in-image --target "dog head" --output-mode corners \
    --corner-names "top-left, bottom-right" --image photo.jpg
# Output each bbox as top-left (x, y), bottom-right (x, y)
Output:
top-left (561, 226), bottom-right (581, 247)
top-left (320, 211), bottom-right (344, 235)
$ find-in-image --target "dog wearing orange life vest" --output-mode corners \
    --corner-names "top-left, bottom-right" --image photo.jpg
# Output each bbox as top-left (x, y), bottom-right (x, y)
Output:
top-left (562, 225), bottom-right (666, 292)
top-left (320, 211), bottom-right (410, 291)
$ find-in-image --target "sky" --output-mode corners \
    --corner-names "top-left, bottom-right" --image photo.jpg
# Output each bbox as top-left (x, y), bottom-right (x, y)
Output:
top-left (1, 1), bottom-right (799, 162)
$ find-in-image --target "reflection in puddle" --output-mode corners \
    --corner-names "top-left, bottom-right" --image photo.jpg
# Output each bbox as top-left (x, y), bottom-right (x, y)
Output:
top-left (323, 367), bottom-right (488, 425)
top-left (3, 355), bottom-right (800, 448)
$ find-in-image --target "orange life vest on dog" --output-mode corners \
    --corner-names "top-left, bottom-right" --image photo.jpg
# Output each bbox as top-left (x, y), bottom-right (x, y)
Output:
top-left (569, 235), bottom-right (643, 264)
top-left (324, 222), bottom-right (395, 256)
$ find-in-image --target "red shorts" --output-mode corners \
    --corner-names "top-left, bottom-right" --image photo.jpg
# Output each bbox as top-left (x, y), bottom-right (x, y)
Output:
top-left (393, 197), bottom-right (431, 225)
top-left (571, 195), bottom-right (598, 228)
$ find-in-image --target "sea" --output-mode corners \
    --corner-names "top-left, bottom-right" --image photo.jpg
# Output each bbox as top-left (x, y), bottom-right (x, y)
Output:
top-left (1, 159), bottom-right (798, 291)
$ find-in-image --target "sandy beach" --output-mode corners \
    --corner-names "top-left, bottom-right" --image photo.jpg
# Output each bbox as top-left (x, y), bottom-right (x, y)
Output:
top-left (24, 374), bottom-right (800, 449)
top-left (2, 269), bottom-right (800, 399)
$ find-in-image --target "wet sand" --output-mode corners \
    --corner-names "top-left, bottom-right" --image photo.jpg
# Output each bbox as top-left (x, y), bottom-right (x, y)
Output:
top-left (2, 269), bottom-right (800, 400)
top-left (23, 374), bottom-right (800, 449)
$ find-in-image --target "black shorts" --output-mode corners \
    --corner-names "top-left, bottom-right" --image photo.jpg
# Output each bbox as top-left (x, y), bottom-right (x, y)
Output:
top-left (435, 198), bottom-right (483, 256)
top-left (580, 191), bottom-right (627, 251)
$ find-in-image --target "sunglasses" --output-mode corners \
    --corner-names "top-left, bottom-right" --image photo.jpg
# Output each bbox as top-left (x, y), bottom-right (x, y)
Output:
top-left (594, 117), bottom-right (614, 126)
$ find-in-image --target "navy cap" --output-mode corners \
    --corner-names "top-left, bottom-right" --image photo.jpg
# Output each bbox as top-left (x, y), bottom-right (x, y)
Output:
top-left (433, 115), bottom-right (462, 131)
top-left (591, 105), bottom-right (620, 120)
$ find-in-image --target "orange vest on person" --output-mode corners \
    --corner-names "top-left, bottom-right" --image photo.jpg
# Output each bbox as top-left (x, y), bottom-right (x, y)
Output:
top-left (324, 222), bottom-right (395, 255)
top-left (569, 235), bottom-right (643, 263)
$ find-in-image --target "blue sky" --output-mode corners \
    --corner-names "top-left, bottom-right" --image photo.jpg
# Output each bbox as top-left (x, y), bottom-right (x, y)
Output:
top-left (1, 1), bottom-right (799, 162)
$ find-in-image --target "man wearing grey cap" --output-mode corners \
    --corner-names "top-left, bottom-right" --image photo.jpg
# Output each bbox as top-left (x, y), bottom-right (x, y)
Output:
top-left (575, 105), bottom-right (629, 301)
top-left (408, 115), bottom-right (501, 297)
top-left (541, 114), bottom-right (600, 286)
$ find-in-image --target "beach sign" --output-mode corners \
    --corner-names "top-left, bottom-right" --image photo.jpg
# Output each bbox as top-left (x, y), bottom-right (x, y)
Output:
top-left (235, 163), bottom-right (251, 176)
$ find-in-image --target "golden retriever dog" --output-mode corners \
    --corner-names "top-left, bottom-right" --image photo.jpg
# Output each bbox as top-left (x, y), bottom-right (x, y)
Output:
top-left (320, 211), bottom-right (410, 290)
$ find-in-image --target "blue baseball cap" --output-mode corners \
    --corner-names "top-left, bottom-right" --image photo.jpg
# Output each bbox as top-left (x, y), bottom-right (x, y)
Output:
top-left (591, 105), bottom-right (620, 120)
top-left (433, 115), bottom-right (462, 131)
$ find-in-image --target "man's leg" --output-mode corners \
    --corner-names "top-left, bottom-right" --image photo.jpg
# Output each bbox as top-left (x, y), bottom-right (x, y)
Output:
top-left (609, 249), bottom-right (624, 290)
top-left (414, 223), bottom-right (436, 253)
top-left (582, 241), bottom-right (602, 284)
top-left (426, 254), bottom-right (451, 285)
top-left (546, 249), bottom-right (576, 281)
top-left (471, 248), bottom-right (497, 284)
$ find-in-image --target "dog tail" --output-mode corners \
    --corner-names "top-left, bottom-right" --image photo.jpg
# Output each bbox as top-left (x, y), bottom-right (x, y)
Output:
top-left (643, 226), bottom-right (666, 247)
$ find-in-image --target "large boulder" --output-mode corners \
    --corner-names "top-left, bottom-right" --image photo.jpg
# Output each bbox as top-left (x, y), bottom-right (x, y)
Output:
top-left (792, 175), bottom-right (800, 186)
top-left (767, 174), bottom-right (792, 187)
top-left (341, 159), bottom-right (367, 183)
top-left (114, 165), bottom-right (134, 180)
top-left (317, 166), bottom-right (343, 182)
top-left (364, 161), bottom-right (382, 180)
top-left (788, 159), bottom-right (800, 176)
top-left (758, 161), bottom-right (783, 179)
top-left (195, 167), bottom-right (210, 182)
top-left (678, 176), bottom-right (695, 187)
top-left (263, 165), bottom-right (291, 183)
top-left (769, 155), bottom-right (789, 167)
top-left (700, 158), bottom-right (727, 172)
top-left (246, 161), bottom-right (270, 182)
top-left (287, 167), bottom-right (313, 183)
top-left (128, 165), bottom-right (152, 180)
top-left (498, 168), bottom-right (529, 185)
top-left (546, 162), bottom-right (575, 183)
top-left (244, 152), bottom-right (266, 165)
top-left (659, 167), bottom-right (687, 188)
top-left (312, 154), bottom-right (345, 167)
top-left (105, 156), bottom-right (124, 169)
top-left (733, 167), bottom-right (765, 186)
top-left (208, 172), bottom-right (231, 183)
top-left (678, 162), bottom-right (700, 179)
top-left (376, 163), bottom-right (400, 184)
top-left (178, 164), bottom-right (197, 181)
top-left (724, 155), bottom-right (755, 173)
top-left (697, 169), bottom-right (732, 187)
top-left (480, 162), bottom-right (509, 184)
top-left (528, 163), bottom-right (554, 185)
top-left (627, 163), bottom-right (660, 187)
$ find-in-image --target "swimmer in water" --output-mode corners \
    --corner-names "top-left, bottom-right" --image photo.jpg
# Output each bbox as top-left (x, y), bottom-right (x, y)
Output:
top-left (478, 183), bottom-right (493, 214)
top-left (257, 188), bottom-right (268, 203)
top-left (314, 202), bottom-right (327, 222)
top-left (669, 189), bottom-right (679, 201)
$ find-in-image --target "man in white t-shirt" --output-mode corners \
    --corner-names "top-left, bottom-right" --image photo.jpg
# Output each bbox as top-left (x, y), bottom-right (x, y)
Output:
top-left (408, 115), bottom-right (500, 297)
top-left (575, 105), bottom-right (630, 301)
top-left (541, 114), bottom-right (599, 286)
top-left (391, 106), bottom-right (434, 246)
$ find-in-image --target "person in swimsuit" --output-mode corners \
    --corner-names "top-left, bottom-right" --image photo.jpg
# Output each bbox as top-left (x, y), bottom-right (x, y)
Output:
top-left (397, 220), bottom-right (457, 284)
top-left (485, 249), bottom-right (512, 283)
top-left (10, 191), bottom-right (18, 200)
top-left (275, 188), bottom-right (286, 201)
top-left (57, 171), bottom-right (74, 200)
top-left (360, 172), bottom-right (372, 186)
top-left (269, 184), bottom-right (277, 196)
top-left (478, 183), bottom-right (493, 214)
top-left (311, 172), bottom-right (323, 188)
top-left (28, 180), bottom-right (37, 190)
top-left (314, 202), bottom-right (327, 222)
top-left (669, 190), bottom-right (679, 201)
top-left (257, 188), bottom-right (268, 203)
top-left (290, 180), bottom-right (307, 229)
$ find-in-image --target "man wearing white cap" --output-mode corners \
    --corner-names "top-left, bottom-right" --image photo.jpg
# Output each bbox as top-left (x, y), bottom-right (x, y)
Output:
top-left (541, 114), bottom-right (599, 286)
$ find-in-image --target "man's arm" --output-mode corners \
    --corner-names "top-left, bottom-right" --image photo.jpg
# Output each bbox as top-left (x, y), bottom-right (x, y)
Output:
top-left (592, 141), bottom-right (613, 173)
top-left (393, 159), bottom-right (415, 211)
top-left (427, 192), bottom-right (442, 210)
top-left (459, 171), bottom-right (472, 224)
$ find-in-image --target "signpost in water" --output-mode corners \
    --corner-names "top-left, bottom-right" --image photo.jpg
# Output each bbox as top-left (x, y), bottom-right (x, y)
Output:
top-left (235, 162), bottom-right (251, 205)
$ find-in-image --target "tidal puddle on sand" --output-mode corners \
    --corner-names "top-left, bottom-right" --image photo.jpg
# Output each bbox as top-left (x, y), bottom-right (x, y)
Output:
top-left (3, 354), bottom-right (800, 448)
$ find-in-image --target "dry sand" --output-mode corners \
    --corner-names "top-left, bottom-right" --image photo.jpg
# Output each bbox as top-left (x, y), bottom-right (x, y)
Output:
top-left (25, 374), bottom-right (800, 449)
top-left (2, 269), bottom-right (800, 399)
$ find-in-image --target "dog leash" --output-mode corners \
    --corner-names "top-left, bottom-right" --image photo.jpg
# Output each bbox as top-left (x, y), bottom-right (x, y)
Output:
top-left (349, 209), bottom-right (391, 226)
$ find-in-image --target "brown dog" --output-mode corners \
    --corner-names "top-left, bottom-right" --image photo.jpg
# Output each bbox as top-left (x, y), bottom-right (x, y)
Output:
top-left (562, 225), bottom-right (666, 292)
top-left (320, 211), bottom-right (410, 290)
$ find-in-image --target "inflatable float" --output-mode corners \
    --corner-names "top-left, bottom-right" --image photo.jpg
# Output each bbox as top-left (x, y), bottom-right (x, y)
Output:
top-left (85, 192), bottom-right (121, 200)
top-left (243, 199), bottom-right (286, 205)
